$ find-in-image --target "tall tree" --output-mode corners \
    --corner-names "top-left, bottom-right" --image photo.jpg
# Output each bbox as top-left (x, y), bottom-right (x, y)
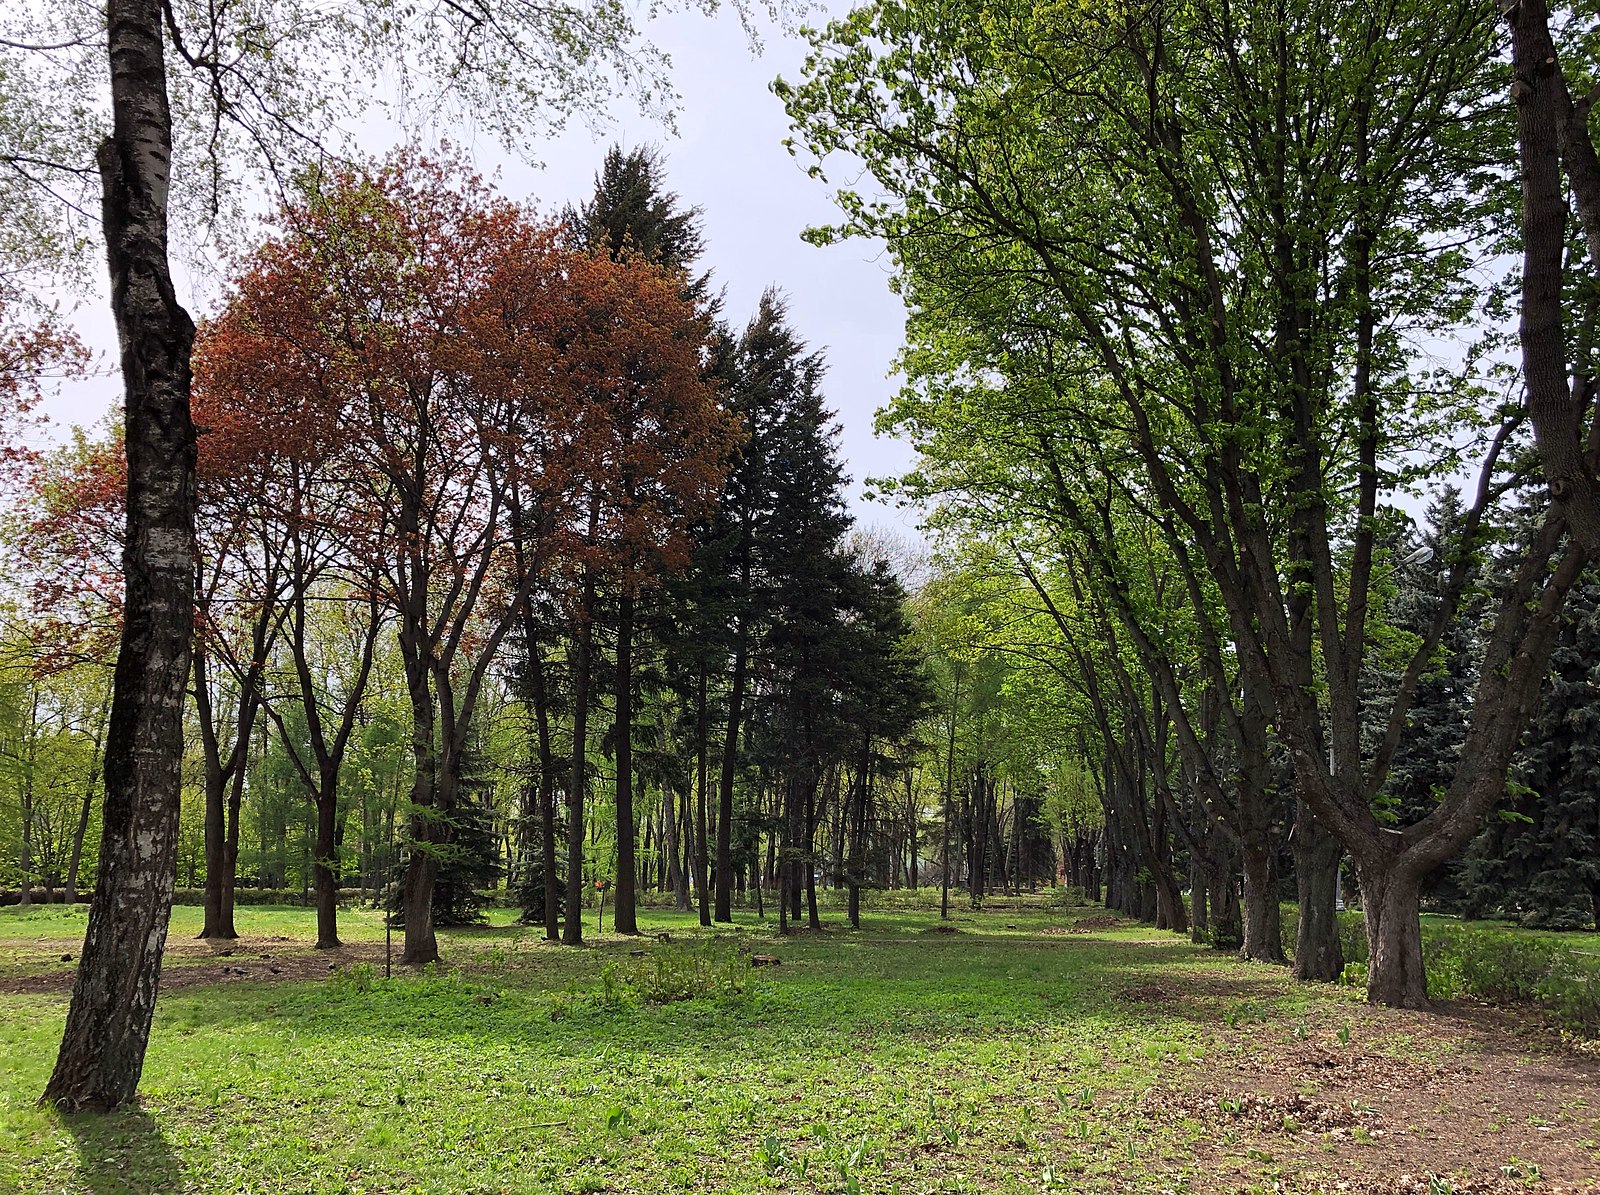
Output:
top-left (782, 0), bottom-right (1585, 1006)
top-left (562, 144), bottom-right (717, 937)
top-left (5, 0), bottom-right (758, 1111)
top-left (711, 292), bottom-right (849, 922)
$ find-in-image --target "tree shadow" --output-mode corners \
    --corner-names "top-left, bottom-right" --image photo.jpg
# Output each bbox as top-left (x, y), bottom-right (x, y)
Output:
top-left (57, 1105), bottom-right (183, 1195)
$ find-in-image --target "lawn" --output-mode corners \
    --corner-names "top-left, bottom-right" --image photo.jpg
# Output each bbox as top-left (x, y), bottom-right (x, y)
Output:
top-left (1, 899), bottom-right (1597, 1194)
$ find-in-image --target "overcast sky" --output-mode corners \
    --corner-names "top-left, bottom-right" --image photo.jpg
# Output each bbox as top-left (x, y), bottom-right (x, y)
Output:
top-left (36, 3), bottom-right (927, 544)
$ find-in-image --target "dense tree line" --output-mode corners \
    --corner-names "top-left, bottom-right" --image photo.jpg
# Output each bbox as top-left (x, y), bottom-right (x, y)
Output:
top-left (0, 148), bottom-right (952, 958)
top-left (779, 0), bottom-right (1600, 1007)
top-left (7, 0), bottom-right (1600, 1118)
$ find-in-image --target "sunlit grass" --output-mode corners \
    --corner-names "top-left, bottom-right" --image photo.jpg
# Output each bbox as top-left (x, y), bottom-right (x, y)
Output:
top-left (1, 898), bottom-right (1593, 1194)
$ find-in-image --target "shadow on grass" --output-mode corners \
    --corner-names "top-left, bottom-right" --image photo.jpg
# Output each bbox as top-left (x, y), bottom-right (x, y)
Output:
top-left (58, 1106), bottom-right (182, 1195)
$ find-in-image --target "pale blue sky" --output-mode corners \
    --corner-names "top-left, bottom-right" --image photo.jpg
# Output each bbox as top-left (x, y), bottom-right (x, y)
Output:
top-left (37, 3), bottom-right (925, 542)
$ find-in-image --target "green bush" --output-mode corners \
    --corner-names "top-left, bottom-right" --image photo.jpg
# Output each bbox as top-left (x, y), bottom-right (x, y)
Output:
top-left (1318, 910), bottom-right (1600, 1034)
top-left (598, 940), bottom-right (754, 1007)
top-left (1044, 885), bottom-right (1088, 910)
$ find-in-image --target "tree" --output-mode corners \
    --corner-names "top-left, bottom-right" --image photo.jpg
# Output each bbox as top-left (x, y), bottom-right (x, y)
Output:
top-left (836, 553), bottom-right (933, 927)
top-left (781, 0), bottom-right (1585, 1006)
top-left (549, 246), bottom-right (736, 944)
top-left (208, 156), bottom-right (571, 964)
top-left (709, 292), bottom-right (850, 923)
top-left (561, 144), bottom-right (720, 937)
top-left (7, 0), bottom-right (763, 1112)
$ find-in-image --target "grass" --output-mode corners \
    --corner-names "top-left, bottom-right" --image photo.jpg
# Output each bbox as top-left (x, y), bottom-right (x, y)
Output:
top-left (2, 898), bottom-right (1596, 1194)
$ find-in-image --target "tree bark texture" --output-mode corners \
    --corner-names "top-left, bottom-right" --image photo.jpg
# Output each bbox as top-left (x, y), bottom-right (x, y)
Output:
top-left (43, 0), bottom-right (196, 1112)
top-left (1291, 800), bottom-right (1344, 982)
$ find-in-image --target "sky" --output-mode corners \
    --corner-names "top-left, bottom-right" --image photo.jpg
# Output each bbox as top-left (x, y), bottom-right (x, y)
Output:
top-left (35, 2), bottom-right (928, 545)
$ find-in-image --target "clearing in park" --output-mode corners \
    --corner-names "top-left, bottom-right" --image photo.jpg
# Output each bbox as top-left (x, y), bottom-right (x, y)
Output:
top-left (2, 896), bottom-right (1597, 1194)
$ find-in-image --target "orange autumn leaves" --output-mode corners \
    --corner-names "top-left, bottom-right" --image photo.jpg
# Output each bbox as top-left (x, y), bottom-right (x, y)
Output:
top-left (24, 152), bottom-right (738, 658)
top-left (197, 152), bottom-right (736, 600)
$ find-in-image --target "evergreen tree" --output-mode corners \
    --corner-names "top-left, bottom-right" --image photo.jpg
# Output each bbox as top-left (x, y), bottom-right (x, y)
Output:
top-left (390, 747), bottom-right (502, 927)
top-left (1359, 489), bottom-right (1481, 907)
top-left (1463, 576), bottom-right (1600, 929)
top-left (709, 291), bottom-right (852, 922)
top-left (836, 553), bottom-right (935, 926)
top-left (562, 145), bottom-right (710, 301)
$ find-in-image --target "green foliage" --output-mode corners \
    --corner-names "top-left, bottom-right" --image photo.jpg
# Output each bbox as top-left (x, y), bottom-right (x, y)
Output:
top-left (597, 939), bottom-right (754, 1007)
top-left (1337, 913), bottom-right (1600, 1033)
top-left (1462, 576), bottom-right (1600, 930)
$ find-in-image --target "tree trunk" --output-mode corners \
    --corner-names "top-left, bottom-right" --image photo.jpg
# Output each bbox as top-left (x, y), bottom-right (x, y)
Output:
top-left (314, 775), bottom-right (341, 949)
top-left (1188, 860), bottom-right (1208, 944)
top-left (43, 0), bottom-right (197, 1110)
top-left (1239, 841), bottom-right (1285, 963)
top-left (18, 695), bottom-right (36, 908)
top-left (714, 635), bottom-right (746, 923)
top-left (806, 761), bottom-right (823, 931)
top-left (906, 772), bottom-right (919, 890)
top-left (1357, 861), bottom-right (1428, 1009)
top-left (693, 666), bottom-right (712, 927)
top-left (198, 753), bottom-right (226, 934)
top-left (1291, 800), bottom-right (1344, 982)
top-left (525, 636), bottom-right (560, 943)
top-left (664, 782), bottom-right (690, 911)
top-left (399, 649), bottom-right (439, 965)
top-left (563, 565), bottom-right (597, 946)
top-left (612, 591), bottom-right (638, 934)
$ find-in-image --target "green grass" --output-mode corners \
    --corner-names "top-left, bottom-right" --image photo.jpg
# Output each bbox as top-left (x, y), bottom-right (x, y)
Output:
top-left (0, 899), bottom-right (1591, 1194)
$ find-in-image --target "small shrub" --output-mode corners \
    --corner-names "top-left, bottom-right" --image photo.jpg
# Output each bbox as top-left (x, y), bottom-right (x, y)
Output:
top-left (330, 961), bottom-right (376, 993)
top-left (1044, 886), bottom-right (1087, 911)
top-left (601, 940), bottom-right (754, 1007)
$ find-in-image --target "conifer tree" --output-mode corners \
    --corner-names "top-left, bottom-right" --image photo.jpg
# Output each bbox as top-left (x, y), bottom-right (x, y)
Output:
top-left (1464, 576), bottom-right (1600, 929)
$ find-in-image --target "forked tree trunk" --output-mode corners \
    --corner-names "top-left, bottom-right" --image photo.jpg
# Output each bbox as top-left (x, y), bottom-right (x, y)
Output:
top-left (43, 0), bottom-right (197, 1111)
top-left (1291, 801), bottom-right (1344, 982)
top-left (1239, 841), bottom-right (1285, 963)
top-left (1355, 861), bottom-right (1427, 1009)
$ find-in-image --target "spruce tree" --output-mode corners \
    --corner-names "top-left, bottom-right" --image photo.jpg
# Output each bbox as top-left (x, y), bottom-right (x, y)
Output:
top-left (1463, 576), bottom-right (1600, 929)
top-left (708, 291), bottom-right (852, 923)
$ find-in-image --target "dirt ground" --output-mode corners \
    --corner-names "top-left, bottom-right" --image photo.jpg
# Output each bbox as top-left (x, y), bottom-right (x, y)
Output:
top-left (0, 931), bottom-right (399, 995)
top-left (1128, 979), bottom-right (1600, 1193)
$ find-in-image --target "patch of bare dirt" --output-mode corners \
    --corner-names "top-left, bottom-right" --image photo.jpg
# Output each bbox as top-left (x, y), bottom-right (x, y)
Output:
top-left (1039, 914), bottom-right (1127, 935)
top-left (0, 935), bottom-right (404, 994)
top-left (1142, 988), bottom-right (1600, 1192)
top-left (1143, 1086), bottom-right (1369, 1133)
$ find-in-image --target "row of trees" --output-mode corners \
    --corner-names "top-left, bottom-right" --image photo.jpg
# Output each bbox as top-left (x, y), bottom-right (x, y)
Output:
top-left (0, 145), bottom-right (951, 963)
top-left (779, 0), bottom-right (1600, 1006)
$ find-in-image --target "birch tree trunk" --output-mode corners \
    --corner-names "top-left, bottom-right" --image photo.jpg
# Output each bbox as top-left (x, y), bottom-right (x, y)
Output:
top-left (43, 0), bottom-right (196, 1111)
